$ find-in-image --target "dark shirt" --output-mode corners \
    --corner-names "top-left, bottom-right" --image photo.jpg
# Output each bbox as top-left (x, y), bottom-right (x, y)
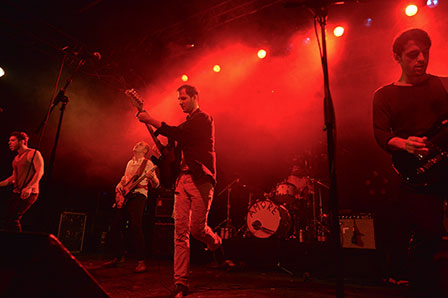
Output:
top-left (155, 108), bottom-right (216, 185)
top-left (373, 75), bottom-right (448, 152)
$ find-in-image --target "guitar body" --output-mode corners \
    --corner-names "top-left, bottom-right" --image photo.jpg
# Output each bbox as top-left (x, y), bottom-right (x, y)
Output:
top-left (151, 143), bottom-right (179, 190)
top-left (392, 114), bottom-right (448, 188)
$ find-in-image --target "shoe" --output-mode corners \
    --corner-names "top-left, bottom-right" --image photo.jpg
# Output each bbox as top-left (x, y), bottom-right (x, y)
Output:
top-left (134, 260), bottom-right (147, 273)
top-left (102, 256), bottom-right (125, 268)
top-left (173, 283), bottom-right (188, 297)
top-left (211, 244), bottom-right (236, 270)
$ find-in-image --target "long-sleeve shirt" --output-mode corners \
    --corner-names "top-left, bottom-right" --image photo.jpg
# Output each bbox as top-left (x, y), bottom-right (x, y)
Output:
top-left (373, 75), bottom-right (448, 153)
top-left (155, 108), bottom-right (216, 185)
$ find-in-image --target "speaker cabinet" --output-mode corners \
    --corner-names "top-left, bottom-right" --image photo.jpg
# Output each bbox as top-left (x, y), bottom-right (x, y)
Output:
top-left (0, 231), bottom-right (109, 298)
top-left (339, 214), bottom-right (376, 249)
top-left (57, 211), bottom-right (87, 253)
top-left (152, 222), bottom-right (174, 258)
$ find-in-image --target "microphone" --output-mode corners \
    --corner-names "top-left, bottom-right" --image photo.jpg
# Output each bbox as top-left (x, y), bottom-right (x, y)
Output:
top-left (74, 51), bottom-right (102, 61)
top-left (61, 46), bottom-right (101, 61)
top-left (284, 0), bottom-right (362, 8)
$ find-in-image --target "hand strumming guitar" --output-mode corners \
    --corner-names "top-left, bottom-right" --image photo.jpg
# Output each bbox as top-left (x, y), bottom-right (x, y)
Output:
top-left (387, 136), bottom-right (429, 157)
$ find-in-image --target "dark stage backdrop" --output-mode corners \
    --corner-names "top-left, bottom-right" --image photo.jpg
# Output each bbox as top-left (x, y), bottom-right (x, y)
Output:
top-left (1, 1), bottom-right (447, 247)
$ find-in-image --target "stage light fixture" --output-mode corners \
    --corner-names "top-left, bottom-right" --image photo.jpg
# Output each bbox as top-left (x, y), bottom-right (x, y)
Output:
top-left (181, 74), bottom-right (188, 82)
top-left (405, 4), bottom-right (418, 16)
top-left (213, 65), bottom-right (221, 73)
top-left (427, 0), bottom-right (439, 7)
top-left (257, 49), bottom-right (267, 59)
top-left (364, 18), bottom-right (373, 27)
top-left (0, 67), bottom-right (4, 78)
top-left (333, 26), bottom-right (345, 37)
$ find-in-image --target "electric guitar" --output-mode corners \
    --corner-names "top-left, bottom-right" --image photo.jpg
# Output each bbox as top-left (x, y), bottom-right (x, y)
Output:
top-left (114, 165), bottom-right (157, 208)
top-left (392, 114), bottom-right (448, 188)
top-left (125, 89), bottom-right (179, 189)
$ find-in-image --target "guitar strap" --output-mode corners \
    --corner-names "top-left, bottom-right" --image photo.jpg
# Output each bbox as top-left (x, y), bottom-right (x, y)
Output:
top-left (136, 158), bottom-right (148, 178)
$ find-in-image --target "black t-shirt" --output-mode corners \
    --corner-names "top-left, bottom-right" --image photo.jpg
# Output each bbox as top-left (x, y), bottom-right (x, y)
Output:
top-left (373, 75), bottom-right (448, 152)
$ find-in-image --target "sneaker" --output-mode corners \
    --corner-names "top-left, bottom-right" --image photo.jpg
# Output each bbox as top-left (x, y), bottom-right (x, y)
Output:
top-left (102, 256), bottom-right (125, 268)
top-left (173, 283), bottom-right (188, 297)
top-left (134, 260), bottom-right (147, 273)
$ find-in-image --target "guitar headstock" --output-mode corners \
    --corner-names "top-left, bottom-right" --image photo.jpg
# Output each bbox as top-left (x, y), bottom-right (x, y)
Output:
top-left (125, 88), bottom-right (144, 112)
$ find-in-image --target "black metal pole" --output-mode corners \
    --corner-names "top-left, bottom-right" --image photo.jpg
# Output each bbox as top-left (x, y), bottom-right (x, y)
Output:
top-left (316, 10), bottom-right (344, 298)
top-left (46, 98), bottom-right (69, 184)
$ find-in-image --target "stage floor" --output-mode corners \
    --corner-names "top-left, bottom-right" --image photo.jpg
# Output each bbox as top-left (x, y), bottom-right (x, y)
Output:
top-left (78, 240), bottom-right (411, 298)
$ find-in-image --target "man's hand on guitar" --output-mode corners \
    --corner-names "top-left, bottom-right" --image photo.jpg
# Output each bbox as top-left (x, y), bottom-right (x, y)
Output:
top-left (137, 111), bottom-right (162, 129)
top-left (114, 192), bottom-right (125, 209)
top-left (405, 136), bottom-right (429, 156)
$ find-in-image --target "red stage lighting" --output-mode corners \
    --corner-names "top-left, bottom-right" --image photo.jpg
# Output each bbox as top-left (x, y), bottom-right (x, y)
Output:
top-left (405, 4), bottom-right (418, 16)
top-left (333, 26), bottom-right (345, 37)
top-left (257, 49), bottom-right (267, 59)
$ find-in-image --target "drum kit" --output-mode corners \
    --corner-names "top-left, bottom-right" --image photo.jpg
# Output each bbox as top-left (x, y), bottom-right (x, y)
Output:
top-left (245, 174), bottom-right (330, 242)
top-left (217, 162), bottom-right (330, 242)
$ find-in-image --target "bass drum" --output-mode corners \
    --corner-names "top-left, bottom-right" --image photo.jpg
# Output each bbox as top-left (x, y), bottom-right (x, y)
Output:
top-left (246, 199), bottom-right (291, 239)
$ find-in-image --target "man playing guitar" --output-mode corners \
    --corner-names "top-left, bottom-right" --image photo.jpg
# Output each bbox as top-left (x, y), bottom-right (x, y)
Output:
top-left (109, 141), bottom-right (159, 273)
top-left (373, 28), bottom-right (448, 297)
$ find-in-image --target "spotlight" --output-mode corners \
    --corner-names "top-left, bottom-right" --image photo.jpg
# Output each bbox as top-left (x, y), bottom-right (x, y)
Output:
top-left (181, 74), bottom-right (188, 82)
top-left (405, 4), bottom-right (418, 16)
top-left (364, 18), bottom-right (373, 27)
top-left (213, 65), bottom-right (221, 73)
top-left (257, 49), bottom-right (267, 59)
top-left (333, 26), bottom-right (345, 37)
top-left (0, 67), bottom-right (4, 78)
top-left (427, 0), bottom-right (438, 8)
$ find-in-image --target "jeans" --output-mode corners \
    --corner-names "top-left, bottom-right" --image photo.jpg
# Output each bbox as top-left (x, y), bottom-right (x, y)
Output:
top-left (5, 192), bottom-right (38, 232)
top-left (110, 192), bottom-right (147, 261)
top-left (173, 173), bottom-right (221, 286)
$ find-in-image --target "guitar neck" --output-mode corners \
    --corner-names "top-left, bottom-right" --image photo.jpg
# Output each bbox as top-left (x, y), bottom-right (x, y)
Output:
top-left (143, 123), bottom-right (164, 155)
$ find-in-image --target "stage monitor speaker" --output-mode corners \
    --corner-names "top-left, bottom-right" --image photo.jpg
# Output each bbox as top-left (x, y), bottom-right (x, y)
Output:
top-left (339, 214), bottom-right (376, 249)
top-left (0, 231), bottom-right (109, 298)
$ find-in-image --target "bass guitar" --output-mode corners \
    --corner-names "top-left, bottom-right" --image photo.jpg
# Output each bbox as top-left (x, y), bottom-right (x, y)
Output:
top-left (125, 89), bottom-right (179, 189)
top-left (392, 114), bottom-right (448, 188)
top-left (114, 165), bottom-right (157, 208)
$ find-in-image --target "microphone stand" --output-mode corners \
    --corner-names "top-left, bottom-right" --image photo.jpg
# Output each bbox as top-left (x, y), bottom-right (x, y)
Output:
top-left (215, 178), bottom-right (239, 239)
top-left (311, 4), bottom-right (343, 297)
top-left (44, 58), bottom-right (86, 186)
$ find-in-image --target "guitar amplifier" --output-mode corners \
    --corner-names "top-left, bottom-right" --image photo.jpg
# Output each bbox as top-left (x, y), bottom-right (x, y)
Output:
top-left (155, 196), bottom-right (174, 218)
top-left (339, 214), bottom-right (376, 249)
top-left (57, 212), bottom-right (87, 253)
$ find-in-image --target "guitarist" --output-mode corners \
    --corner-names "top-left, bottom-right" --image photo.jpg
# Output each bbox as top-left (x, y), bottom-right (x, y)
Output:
top-left (137, 85), bottom-right (223, 297)
top-left (108, 141), bottom-right (159, 273)
top-left (373, 28), bottom-right (448, 297)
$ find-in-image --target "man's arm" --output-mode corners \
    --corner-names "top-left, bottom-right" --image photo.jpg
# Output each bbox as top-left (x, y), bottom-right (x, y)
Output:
top-left (137, 111), bottom-right (162, 129)
top-left (0, 175), bottom-right (14, 188)
top-left (21, 150), bottom-right (44, 199)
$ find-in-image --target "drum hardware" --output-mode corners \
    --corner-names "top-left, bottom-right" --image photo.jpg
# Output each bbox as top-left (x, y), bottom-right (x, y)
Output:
top-left (214, 178), bottom-right (240, 239)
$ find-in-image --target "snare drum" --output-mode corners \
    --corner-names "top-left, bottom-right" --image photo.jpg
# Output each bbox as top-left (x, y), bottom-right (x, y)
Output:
top-left (246, 199), bottom-right (291, 239)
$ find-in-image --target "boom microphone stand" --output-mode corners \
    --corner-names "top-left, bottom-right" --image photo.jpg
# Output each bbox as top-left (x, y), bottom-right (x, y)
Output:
top-left (286, 1), bottom-right (363, 296)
